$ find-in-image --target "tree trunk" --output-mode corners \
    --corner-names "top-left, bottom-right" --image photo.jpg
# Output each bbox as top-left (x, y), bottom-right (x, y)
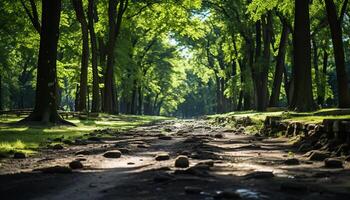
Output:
top-left (131, 81), bottom-right (137, 114)
top-left (269, 20), bottom-right (289, 107)
top-left (325, 0), bottom-right (350, 108)
top-left (215, 75), bottom-right (222, 113)
top-left (0, 74), bottom-right (2, 110)
top-left (318, 49), bottom-right (328, 105)
top-left (253, 13), bottom-right (272, 111)
top-left (73, 0), bottom-right (89, 112)
top-left (22, 0), bottom-right (71, 125)
top-left (103, 0), bottom-right (119, 114)
top-left (88, 0), bottom-right (100, 113)
top-left (290, 0), bottom-right (315, 112)
top-left (312, 39), bottom-right (321, 107)
top-left (137, 86), bottom-right (142, 114)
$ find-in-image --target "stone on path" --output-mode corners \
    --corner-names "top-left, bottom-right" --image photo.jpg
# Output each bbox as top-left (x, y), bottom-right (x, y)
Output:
top-left (103, 150), bottom-right (122, 158)
top-left (13, 152), bottom-right (26, 159)
top-left (69, 160), bottom-right (84, 169)
top-left (284, 158), bottom-right (300, 165)
top-left (214, 133), bottom-right (224, 139)
top-left (175, 156), bottom-right (190, 168)
top-left (324, 158), bottom-right (343, 168)
top-left (155, 153), bottom-right (170, 161)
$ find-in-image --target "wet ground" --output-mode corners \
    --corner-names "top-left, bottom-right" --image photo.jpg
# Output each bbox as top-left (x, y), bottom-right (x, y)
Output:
top-left (1, 119), bottom-right (350, 200)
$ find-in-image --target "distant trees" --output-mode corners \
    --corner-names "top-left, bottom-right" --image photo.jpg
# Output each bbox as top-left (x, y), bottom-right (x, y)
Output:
top-left (2, 0), bottom-right (350, 120)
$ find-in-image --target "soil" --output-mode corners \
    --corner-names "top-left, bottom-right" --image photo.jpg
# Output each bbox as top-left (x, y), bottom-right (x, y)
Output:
top-left (1, 119), bottom-right (350, 200)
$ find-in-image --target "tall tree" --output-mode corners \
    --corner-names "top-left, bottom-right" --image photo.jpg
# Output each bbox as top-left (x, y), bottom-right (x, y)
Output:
top-left (290, 0), bottom-right (315, 111)
top-left (103, 0), bottom-right (128, 114)
top-left (269, 18), bottom-right (289, 107)
top-left (22, 0), bottom-right (71, 124)
top-left (73, 0), bottom-right (89, 112)
top-left (88, 0), bottom-right (100, 113)
top-left (324, 0), bottom-right (350, 108)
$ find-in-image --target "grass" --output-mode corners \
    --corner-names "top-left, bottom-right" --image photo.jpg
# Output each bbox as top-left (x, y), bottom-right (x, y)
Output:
top-left (207, 108), bottom-right (350, 133)
top-left (0, 114), bottom-right (171, 156)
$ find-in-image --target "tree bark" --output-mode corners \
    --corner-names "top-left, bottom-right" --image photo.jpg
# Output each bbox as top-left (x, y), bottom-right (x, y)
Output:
top-left (88, 0), bottom-right (100, 113)
top-left (325, 0), bottom-right (350, 108)
top-left (103, 0), bottom-right (119, 114)
top-left (290, 0), bottom-right (315, 112)
top-left (22, 0), bottom-right (72, 125)
top-left (103, 0), bottom-right (128, 114)
top-left (269, 19), bottom-right (289, 107)
top-left (318, 49), bottom-right (328, 105)
top-left (0, 74), bottom-right (2, 110)
top-left (73, 0), bottom-right (89, 112)
top-left (312, 39), bottom-right (321, 107)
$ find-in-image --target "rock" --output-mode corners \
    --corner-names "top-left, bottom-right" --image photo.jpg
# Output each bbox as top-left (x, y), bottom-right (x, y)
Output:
top-left (69, 160), bottom-right (83, 169)
top-left (52, 144), bottom-right (64, 150)
top-left (244, 171), bottom-right (274, 179)
top-left (103, 150), bottom-right (122, 158)
top-left (35, 166), bottom-right (72, 174)
top-left (158, 135), bottom-right (172, 140)
top-left (175, 156), bottom-right (190, 168)
top-left (324, 158), bottom-right (343, 168)
top-left (127, 162), bottom-right (135, 165)
top-left (155, 153), bottom-right (170, 161)
top-left (308, 151), bottom-right (330, 161)
top-left (214, 133), bottom-right (224, 139)
top-left (13, 152), bottom-right (26, 159)
top-left (184, 186), bottom-right (202, 194)
top-left (284, 158), bottom-right (300, 165)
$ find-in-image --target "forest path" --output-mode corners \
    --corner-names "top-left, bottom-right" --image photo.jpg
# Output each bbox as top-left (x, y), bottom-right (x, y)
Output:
top-left (1, 119), bottom-right (350, 200)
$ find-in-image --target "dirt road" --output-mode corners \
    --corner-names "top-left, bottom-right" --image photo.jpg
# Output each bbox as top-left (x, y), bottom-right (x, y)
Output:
top-left (1, 120), bottom-right (350, 200)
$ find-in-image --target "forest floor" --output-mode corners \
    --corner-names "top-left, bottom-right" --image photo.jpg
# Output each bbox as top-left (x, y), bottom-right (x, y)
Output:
top-left (1, 117), bottom-right (350, 200)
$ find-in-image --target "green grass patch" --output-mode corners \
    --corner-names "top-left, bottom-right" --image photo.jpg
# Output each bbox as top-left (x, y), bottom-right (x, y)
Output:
top-left (0, 114), bottom-right (171, 156)
top-left (208, 108), bottom-right (350, 134)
